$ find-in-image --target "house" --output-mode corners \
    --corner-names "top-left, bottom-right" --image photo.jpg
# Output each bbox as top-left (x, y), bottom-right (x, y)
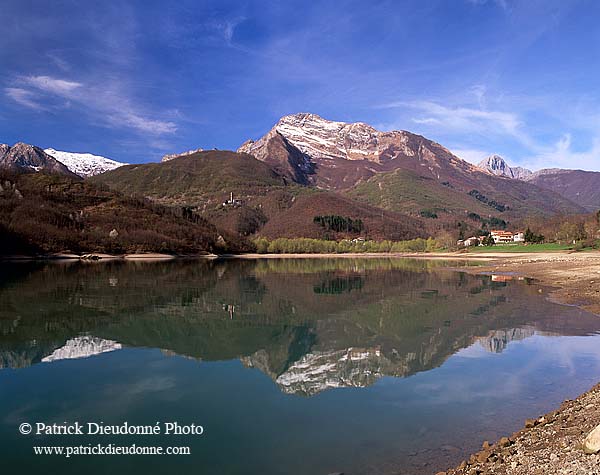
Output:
top-left (222, 192), bottom-right (242, 207)
top-left (464, 236), bottom-right (481, 247)
top-left (490, 230), bottom-right (525, 244)
top-left (513, 231), bottom-right (525, 242)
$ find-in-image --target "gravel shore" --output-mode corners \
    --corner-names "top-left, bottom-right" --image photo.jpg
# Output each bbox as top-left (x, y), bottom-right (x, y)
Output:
top-left (439, 383), bottom-right (600, 475)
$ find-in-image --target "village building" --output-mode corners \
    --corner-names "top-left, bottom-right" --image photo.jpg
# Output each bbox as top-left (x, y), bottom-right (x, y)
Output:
top-left (513, 231), bottom-right (525, 242)
top-left (490, 230), bottom-right (525, 244)
top-left (222, 192), bottom-right (242, 207)
top-left (459, 236), bottom-right (481, 247)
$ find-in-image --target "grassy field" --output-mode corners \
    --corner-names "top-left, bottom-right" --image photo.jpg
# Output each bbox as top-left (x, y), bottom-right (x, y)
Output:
top-left (467, 243), bottom-right (575, 252)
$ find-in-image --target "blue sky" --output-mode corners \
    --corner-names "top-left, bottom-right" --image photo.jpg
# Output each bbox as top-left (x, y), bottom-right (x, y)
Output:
top-left (2, 0), bottom-right (600, 170)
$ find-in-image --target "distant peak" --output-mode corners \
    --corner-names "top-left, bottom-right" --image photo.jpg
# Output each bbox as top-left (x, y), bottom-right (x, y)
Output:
top-left (44, 148), bottom-right (126, 178)
top-left (0, 141), bottom-right (77, 178)
top-left (479, 154), bottom-right (507, 166)
top-left (477, 154), bottom-right (532, 180)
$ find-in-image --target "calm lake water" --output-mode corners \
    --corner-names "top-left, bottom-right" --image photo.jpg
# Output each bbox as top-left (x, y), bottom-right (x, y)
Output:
top-left (1, 258), bottom-right (600, 475)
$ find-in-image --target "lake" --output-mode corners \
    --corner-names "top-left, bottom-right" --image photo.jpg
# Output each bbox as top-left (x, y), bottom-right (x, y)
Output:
top-left (1, 258), bottom-right (600, 475)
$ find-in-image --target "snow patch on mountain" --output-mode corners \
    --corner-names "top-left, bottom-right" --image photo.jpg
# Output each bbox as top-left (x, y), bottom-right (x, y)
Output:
top-left (42, 336), bottom-right (122, 362)
top-left (274, 346), bottom-right (386, 396)
top-left (44, 148), bottom-right (126, 177)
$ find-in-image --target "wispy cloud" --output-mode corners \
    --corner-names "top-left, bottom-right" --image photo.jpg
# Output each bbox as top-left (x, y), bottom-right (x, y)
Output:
top-left (4, 87), bottom-right (44, 111)
top-left (383, 100), bottom-right (532, 146)
top-left (381, 92), bottom-right (600, 171)
top-left (525, 134), bottom-right (600, 171)
top-left (24, 76), bottom-right (82, 95)
top-left (6, 74), bottom-right (176, 137)
top-left (222, 17), bottom-right (246, 44)
top-left (204, 16), bottom-right (247, 48)
top-left (466, 0), bottom-right (509, 10)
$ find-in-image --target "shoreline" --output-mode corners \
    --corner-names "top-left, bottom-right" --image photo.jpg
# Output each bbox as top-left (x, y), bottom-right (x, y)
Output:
top-left (440, 383), bottom-right (600, 475)
top-left (0, 250), bottom-right (510, 262)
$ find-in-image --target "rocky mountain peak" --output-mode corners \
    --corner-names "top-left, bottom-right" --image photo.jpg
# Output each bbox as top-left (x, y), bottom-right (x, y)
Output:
top-left (0, 142), bottom-right (78, 178)
top-left (478, 154), bottom-right (511, 176)
top-left (238, 112), bottom-right (482, 190)
top-left (272, 112), bottom-right (387, 162)
top-left (478, 154), bottom-right (532, 180)
top-left (41, 336), bottom-right (122, 363)
top-left (0, 144), bottom-right (10, 160)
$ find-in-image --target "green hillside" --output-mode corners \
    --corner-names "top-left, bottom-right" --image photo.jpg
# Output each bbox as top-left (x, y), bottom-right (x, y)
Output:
top-left (91, 150), bottom-right (288, 206)
top-left (348, 167), bottom-right (586, 222)
top-left (348, 168), bottom-right (493, 217)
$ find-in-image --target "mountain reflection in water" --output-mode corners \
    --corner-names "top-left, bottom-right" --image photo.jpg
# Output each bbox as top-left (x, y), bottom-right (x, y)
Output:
top-left (1, 258), bottom-right (598, 397)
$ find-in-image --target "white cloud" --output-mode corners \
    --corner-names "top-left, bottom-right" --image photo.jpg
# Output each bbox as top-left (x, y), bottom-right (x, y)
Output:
top-left (25, 76), bottom-right (82, 95)
top-left (412, 117), bottom-right (440, 125)
top-left (207, 16), bottom-right (246, 47)
top-left (4, 87), bottom-right (44, 111)
top-left (381, 93), bottom-right (600, 170)
top-left (382, 99), bottom-right (542, 154)
top-left (112, 110), bottom-right (177, 135)
top-left (406, 101), bottom-right (522, 138)
top-left (525, 134), bottom-right (600, 171)
top-left (6, 75), bottom-right (176, 137)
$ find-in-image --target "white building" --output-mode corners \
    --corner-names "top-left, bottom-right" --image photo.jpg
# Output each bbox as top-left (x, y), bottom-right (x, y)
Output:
top-left (222, 192), bottom-right (242, 207)
top-left (513, 232), bottom-right (525, 242)
top-left (490, 230), bottom-right (525, 244)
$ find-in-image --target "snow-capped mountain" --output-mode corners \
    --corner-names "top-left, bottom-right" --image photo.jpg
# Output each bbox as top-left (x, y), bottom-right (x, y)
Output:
top-left (240, 112), bottom-right (447, 163)
top-left (477, 154), bottom-right (532, 180)
top-left (273, 347), bottom-right (386, 396)
top-left (242, 346), bottom-right (390, 396)
top-left (44, 148), bottom-right (127, 178)
top-left (238, 112), bottom-right (480, 189)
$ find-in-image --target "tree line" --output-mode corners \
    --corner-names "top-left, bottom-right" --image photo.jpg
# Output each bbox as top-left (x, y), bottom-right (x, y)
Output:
top-left (313, 215), bottom-right (364, 233)
top-left (253, 237), bottom-right (441, 254)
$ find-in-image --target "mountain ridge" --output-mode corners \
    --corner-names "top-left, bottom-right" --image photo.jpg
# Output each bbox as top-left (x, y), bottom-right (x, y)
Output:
top-left (238, 113), bottom-right (483, 190)
top-left (476, 154), bottom-right (600, 211)
top-left (237, 113), bottom-right (585, 218)
top-left (44, 148), bottom-right (127, 178)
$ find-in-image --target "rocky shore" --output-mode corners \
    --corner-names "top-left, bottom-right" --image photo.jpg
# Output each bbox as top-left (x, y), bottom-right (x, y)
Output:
top-left (439, 383), bottom-right (600, 475)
